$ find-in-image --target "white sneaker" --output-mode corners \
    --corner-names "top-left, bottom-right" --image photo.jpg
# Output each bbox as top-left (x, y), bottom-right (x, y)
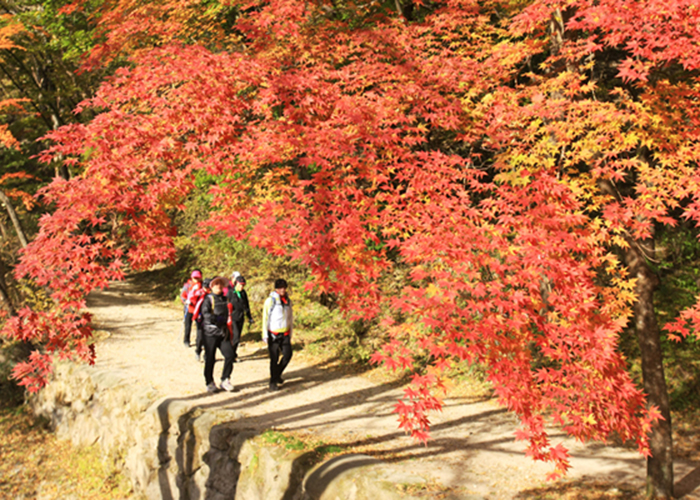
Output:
top-left (206, 383), bottom-right (218, 393)
top-left (220, 379), bottom-right (234, 392)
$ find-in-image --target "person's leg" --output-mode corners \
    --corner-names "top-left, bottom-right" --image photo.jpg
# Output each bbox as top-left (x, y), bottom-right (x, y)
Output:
top-left (195, 322), bottom-right (204, 358)
top-left (183, 312), bottom-right (194, 346)
top-left (268, 338), bottom-right (281, 387)
top-left (203, 335), bottom-right (219, 387)
top-left (277, 335), bottom-right (293, 383)
top-left (231, 319), bottom-right (243, 361)
top-left (233, 342), bottom-right (239, 358)
top-left (219, 339), bottom-right (235, 383)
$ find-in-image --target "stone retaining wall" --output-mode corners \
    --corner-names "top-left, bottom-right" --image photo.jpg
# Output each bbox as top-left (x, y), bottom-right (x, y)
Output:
top-left (29, 362), bottom-right (429, 500)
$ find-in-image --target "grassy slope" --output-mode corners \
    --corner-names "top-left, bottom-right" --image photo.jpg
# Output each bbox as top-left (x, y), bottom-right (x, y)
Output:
top-left (0, 405), bottom-right (134, 499)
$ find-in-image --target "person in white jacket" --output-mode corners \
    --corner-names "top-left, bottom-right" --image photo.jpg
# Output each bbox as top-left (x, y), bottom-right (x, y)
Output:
top-left (262, 278), bottom-right (293, 391)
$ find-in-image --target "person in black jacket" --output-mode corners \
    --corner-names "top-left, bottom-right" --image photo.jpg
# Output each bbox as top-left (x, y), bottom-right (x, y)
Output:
top-left (202, 277), bottom-right (236, 393)
top-left (227, 274), bottom-right (252, 363)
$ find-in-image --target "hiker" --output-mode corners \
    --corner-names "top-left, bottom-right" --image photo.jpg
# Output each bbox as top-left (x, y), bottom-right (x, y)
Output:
top-left (191, 278), bottom-right (212, 362)
top-left (227, 274), bottom-right (252, 363)
top-left (180, 278), bottom-right (191, 316)
top-left (262, 278), bottom-right (293, 391)
top-left (182, 270), bottom-right (203, 348)
top-left (179, 272), bottom-right (195, 340)
top-left (201, 276), bottom-right (236, 392)
top-left (225, 271), bottom-right (239, 296)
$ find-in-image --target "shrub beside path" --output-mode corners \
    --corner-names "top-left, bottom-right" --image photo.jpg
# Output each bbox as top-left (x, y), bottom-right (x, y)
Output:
top-left (87, 280), bottom-right (699, 499)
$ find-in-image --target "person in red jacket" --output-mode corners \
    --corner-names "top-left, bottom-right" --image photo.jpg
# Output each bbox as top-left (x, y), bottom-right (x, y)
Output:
top-left (182, 270), bottom-right (203, 348)
top-left (191, 278), bottom-right (211, 362)
top-left (180, 275), bottom-right (193, 343)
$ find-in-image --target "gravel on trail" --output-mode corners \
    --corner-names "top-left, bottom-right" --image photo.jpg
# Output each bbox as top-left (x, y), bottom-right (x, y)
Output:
top-left (87, 281), bottom-right (700, 499)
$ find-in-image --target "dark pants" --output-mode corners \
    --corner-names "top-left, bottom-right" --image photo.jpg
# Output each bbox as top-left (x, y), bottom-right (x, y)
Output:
top-left (268, 334), bottom-right (292, 384)
top-left (203, 335), bottom-right (235, 385)
top-left (195, 322), bottom-right (204, 355)
top-left (232, 318), bottom-right (244, 360)
top-left (183, 312), bottom-right (194, 345)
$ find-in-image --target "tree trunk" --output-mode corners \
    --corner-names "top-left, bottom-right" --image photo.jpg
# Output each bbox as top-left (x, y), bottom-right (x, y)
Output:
top-left (0, 214), bottom-right (8, 240)
top-left (624, 235), bottom-right (674, 499)
top-left (0, 255), bottom-right (15, 315)
top-left (51, 113), bottom-right (70, 180)
top-left (0, 278), bottom-right (14, 314)
top-left (0, 190), bottom-right (28, 248)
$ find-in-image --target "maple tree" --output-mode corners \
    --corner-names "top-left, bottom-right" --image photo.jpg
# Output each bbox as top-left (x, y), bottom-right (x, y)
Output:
top-left (0, 0), bottom-right (107, 178)
top-left (4, 0), bottom-right (700, 496)
top-left (0, 1), bottom-right (107, 323)
top-left (0, 13), bottom-right (58, 315)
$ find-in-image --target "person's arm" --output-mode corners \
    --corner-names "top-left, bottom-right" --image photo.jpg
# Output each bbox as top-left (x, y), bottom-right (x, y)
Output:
top-left (192, 296), bottom-right (204, 322)
top-left (186, 284), bottom-right (199, 305)
top-left (227, 302), bottom-right (233, 335)
top-left (262, 297), bottom-right (271, 342)
top-left (244, 292), bottom-right (252, 322)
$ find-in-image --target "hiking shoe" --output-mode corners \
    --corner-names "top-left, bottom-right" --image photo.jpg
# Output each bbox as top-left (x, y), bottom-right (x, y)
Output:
top-left (269, 382), bottom-right (279, 392)
top-left (276, 377), bottom-right (284, 385)
top-left (206, 383), bottom-right (218, 393)
top-left (221, 379), bottom-right (235, 392)
top-left (195, 352), bottom-right (201, 362)
top-left (184, 342), bottom-right (190, 348)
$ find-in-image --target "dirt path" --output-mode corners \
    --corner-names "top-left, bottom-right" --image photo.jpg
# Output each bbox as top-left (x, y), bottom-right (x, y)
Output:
top-left (87, 281), bottom-right (700, 499)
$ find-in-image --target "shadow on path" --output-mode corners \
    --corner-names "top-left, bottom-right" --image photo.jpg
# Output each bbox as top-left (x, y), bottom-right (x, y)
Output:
top-left (149, 358), bottom-right (525, 499)
top-left (676, 464), bottom-right (700, 498)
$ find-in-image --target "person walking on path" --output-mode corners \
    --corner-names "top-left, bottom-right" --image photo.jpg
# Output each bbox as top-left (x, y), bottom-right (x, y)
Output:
top-left (179, 276), bottom-right (191, 323)
top-left (262, 278), bottom-right (293, 391)
top-left (182, 270), bottom-right (203, 348)
top-left (227, 274), bottom-right (252, 363)
top-left (226, 271), bottom-right (240, 296)
top-left (191, 278), bottom-right (212, 362)
top-left (201, 277), bottom-right (236, 392)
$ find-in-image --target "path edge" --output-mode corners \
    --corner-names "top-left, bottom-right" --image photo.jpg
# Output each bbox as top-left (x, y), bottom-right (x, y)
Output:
top-left (29, 360), bottom-right (449, 500)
